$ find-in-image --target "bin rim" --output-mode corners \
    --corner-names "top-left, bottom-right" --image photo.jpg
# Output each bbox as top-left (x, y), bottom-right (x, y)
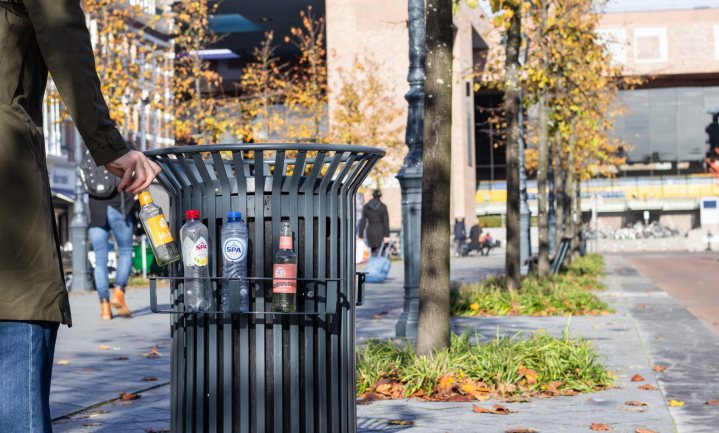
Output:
top-left (144, 143), bottom-right (386, 157)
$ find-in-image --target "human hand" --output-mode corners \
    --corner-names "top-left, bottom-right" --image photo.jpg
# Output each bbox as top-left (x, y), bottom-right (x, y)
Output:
top-left (105, 150), bottom-right (161, 194)
top-left (383, 237), bottom-right (390, 243)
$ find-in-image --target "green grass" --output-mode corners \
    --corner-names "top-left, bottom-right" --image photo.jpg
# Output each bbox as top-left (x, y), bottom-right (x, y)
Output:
top-left (357, 332), bottom-right (613, 399)
top-left (451, 254), bottom-right (610, 317)
top-left (478, 215), bottom-right (503, 228)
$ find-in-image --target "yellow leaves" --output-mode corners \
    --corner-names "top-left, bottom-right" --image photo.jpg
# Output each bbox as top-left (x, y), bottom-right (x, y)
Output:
top-left (668, 399), bottom-right (685, 407)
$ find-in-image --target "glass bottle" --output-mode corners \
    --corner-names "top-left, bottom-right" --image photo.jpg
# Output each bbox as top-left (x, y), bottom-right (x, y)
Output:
top-left (272, 222), bottom-right (297, 312)
top-left (138, 191), bottom-right (180, 266)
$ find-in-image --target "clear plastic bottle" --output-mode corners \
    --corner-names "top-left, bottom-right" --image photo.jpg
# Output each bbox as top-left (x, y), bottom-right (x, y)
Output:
top-left (180, 210), bottom-right (212, 311)
top-left (272, 222), bottom-right (297, 312)
top-left (220, 211), bottom-right (249, 313)
top-left (138, 191), bottom-right (180, 266)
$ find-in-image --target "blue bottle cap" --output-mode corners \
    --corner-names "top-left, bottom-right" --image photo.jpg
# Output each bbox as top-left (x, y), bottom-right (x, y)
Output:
top-left (227, 211), bottom-right (242, 221)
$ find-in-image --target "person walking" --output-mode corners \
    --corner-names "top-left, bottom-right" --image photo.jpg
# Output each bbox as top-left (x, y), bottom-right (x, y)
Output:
top-left (359, 190), bottom-right (390, 255)
top-left (0, 1), bottom-right (160, 431)
top-left (468, 220), bottom-right (483, 255)
top-left (453, 217), bottom-right (467, 257)
top-left (88, 191), bottom-right (136, 320)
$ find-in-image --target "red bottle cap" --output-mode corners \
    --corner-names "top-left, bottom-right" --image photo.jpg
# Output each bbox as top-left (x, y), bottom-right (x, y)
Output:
top-left (186, 209), bottom-right (200, 220)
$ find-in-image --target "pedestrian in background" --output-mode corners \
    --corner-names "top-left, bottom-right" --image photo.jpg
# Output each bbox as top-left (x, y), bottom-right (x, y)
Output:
top-left (88, 191), bottom-right (136, 320)
top-left (468, 220), bottom-right (483, 254)
top-left (454, 217), bottom-right (467, 257)
top-left (359, 190), bottom-right (390, 255)
top-left (0, 1), bottom-right (160, 431)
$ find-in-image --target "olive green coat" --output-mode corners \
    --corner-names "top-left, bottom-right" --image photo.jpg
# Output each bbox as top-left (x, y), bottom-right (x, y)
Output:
top-left (0, 0), bottom-right (131, 325)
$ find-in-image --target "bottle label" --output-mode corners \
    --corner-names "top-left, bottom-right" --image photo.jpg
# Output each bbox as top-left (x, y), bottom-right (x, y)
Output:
top-left (146, 215), bottom-right (174, 247)
top-left (223, 237), bottom-right (247, 262)
top-left (279, 236), bottom-right (293, 250)
top-left (182, 236), bottom-right (209, 266)
top-left (272, 264), bottom-right (297, 294)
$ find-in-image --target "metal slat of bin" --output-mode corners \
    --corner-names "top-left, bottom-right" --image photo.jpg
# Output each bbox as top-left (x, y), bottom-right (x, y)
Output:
top-left (146, 144), bottom-right (382, 433)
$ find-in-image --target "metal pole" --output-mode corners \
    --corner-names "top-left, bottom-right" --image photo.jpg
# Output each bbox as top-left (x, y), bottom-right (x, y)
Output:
top-left (395, 0), bottom-right (425, 340)
top-left (70, 128), bottom-right (92, 291)
top-left (548, 142), bottom-right (556, 256)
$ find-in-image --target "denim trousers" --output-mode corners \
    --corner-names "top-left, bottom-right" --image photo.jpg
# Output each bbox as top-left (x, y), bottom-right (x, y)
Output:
top-left (89, 205), bottom-right (134, 302)
top-left (0, 320), bottom-right (59, 433)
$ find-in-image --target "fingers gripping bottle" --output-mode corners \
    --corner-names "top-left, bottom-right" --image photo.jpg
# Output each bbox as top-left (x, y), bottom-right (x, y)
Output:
top-left (272, 222), bottom-right (297, 312)
top-left (138, 191), bottom-right (180, 266)
top-left (180, 210), bottom-right (212, 311)
top-left (220, 212), bottom-right (249, 313)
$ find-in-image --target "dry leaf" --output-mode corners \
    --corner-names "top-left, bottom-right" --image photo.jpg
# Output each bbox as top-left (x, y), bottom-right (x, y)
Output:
top-left (56, 360), bottom-right (71, 365)
top-left (634, 429), bottom-right (657, 433)
top-left (119, 392), bottom-right (141, 401)
top-left (142, 377), bottom-right (158, 382)
top-left (506, 429), bottom-right (538, 433)
top-left (652, 365), bottom-right (667, 372)
top-left (639, 384), bottom-right (658, 390)
top-left (97, 344), bottom-right (119, 351)
top-left (375, 379), bottom-right (404, 399)
top-left (115, 356), bottom-right (129, 361)
top-left (625, 401), bottom-right (648, 406)
top-left (631, 374), bottom-right (645, 382)
top-left (357, 392), bottom-right (383, 405)
top-left (472, 404), bottom-right (513, 415)
top-left (387, 420), bottom-right (414, 426)
top-left (518, 368), bottom-right (538, 385)
top-left (668, 399), bottom-right (684, 407)
top-left (591, 423), bottom-right (613, 431)
top-left (706, 400), bottom-right (719, 405)
top-left (142, 347), bottom-right (161, 358)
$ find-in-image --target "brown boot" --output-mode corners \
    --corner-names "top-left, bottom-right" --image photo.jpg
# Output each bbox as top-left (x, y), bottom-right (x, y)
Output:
top-left (100, 300), bottom-right (113, 320)
top-left (111, 287), bottom-right (132, 317)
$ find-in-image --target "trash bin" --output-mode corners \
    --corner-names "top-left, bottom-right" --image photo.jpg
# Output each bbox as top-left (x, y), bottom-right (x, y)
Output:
top-left (132, 244), bottom-right (156, 274)
top-left (145, 144), bottom-right (383, 433)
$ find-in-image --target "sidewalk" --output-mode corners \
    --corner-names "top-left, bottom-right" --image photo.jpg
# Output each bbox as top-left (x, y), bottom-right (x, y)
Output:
top-left (50, 252), bottom-right (718, 432)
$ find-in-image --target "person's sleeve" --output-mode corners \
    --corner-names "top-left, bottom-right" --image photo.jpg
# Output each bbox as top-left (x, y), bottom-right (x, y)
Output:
top-left (24, 0), bottom-right (131, 165)
top-left (382, 207), bottom-right (390, 237)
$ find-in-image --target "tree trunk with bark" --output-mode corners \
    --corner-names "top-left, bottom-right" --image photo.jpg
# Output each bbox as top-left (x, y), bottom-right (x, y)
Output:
top-left (417, 0), bottom-right (453, 357)
top-left (572, 176), bottom-right (583, 259)
top-left (537, 94), bottom-right (550, 277)
top-left (554, 133), bottom-right (565, 251)
top-left (504, 4), bottom-right (522, 291)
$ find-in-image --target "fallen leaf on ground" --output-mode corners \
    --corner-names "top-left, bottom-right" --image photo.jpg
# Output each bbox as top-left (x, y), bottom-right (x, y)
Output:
top-left (706, 400), bottom-right (719, 405)
top-left (625, 401), bottom-right (648, 406)
top-left (518, 368), bottom-right (538, 385)
top-left (631, 374), bottom-right (645, 382)
top-left (114, 356), bottom-right (129, 361)
top-left (375, 379), bottom-right (404, 399)
top-left (142, 347), bottom-right (161, 358)
top-left (473, 404), bottom-right (513, 415)
top-left (356, 392), bottom-right (383, 405)
top-left (639, 384), bottom-right (658, 390)
top-left (387, 420), bottom-right (414, 426)
top-left (118, 392), bottom-right (141, 401)
top-left (590, 423), bottom-right (613, 431)
top-left (668, 399), bottom-right (684, 407)
top-left (652, 365), bottom-right (667, 372)
top-left (142, 377), bottom-right (158, 382)
top-left (56, 360), bottom-right (71, 366)
top-left (97, 344), bottom-right (119, 351)
top-left (634, 429), bottom-right (657, 433)
top-left (505, 429), bottom-right (538, 433)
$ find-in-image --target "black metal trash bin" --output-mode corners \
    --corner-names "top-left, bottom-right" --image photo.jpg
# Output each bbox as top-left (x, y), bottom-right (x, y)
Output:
top-left (145, 144), bottom-right (383, 433)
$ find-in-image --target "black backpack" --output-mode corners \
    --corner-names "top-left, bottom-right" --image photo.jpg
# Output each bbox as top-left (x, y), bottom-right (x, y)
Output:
top-left (80, 148), bottom-right (120, 198)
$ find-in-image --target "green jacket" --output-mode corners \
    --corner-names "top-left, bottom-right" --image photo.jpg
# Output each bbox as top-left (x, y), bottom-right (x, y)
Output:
top-left (0, 0), bottom-right (131, 325)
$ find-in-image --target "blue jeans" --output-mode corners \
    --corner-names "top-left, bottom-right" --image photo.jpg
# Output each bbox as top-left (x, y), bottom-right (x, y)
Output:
top-left (0, 321), bottom-right (59, 433)
top-left (89, 206), bottom-right (134, 302)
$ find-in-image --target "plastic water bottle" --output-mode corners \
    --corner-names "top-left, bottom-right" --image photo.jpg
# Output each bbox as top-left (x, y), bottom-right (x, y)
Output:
top-left (180, 210), bottom-right (211, 311)
top-left (220, 212), bottom-right (249, 313)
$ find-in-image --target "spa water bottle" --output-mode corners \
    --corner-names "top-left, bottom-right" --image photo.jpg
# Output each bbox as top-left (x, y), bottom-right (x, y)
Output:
top-left (180, 210), bottom-right (211, 311)
top-left (220, 212), bottom-right (249, 312)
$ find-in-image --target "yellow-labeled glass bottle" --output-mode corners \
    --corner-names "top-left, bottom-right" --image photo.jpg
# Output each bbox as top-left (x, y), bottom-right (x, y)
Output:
top-left (138, 191), bottom-right (180, 266)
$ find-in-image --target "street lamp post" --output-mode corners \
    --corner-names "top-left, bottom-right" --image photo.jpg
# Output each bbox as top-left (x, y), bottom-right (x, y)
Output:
top-left (518, 35), bottom-right (531, 275)
top-left (70, 129), bottom-right (92, 291)
top-left (395, 0), bottom-right (425, 340)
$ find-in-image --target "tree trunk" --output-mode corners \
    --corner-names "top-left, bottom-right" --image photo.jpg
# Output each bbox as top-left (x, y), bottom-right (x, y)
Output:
top-left (572, 177), bottom-right (583, 258)
top-left (504, 4), bottom-right (522, 291)
top-left (417, 0), bottom-right (453, 357)
top-left (554, 138), bottom-right (565, 250)
top-left (537, 94), bottom-right (550, 277)
top-left (564, 134), bottom-right (575, 265)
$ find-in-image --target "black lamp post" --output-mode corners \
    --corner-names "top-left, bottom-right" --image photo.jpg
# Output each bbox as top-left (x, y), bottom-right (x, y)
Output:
top-left (70, 129), bottom-right (92, 291)
top-left (395, 0), bottom-right (425, 340)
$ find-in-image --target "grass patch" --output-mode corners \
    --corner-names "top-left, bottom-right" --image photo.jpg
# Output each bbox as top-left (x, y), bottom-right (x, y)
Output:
top-left (451, 254), bottom-right (610, 317)
top-left (127, 275), bottom-right (150, 287)
top-left (357, 332), bottom-right (613, 401)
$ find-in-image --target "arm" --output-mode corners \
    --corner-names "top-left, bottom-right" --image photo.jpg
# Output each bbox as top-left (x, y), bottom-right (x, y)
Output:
top-left (382, 207), bottom-right (390, 238)
top-left (24, 0), bottom-right (159, 192)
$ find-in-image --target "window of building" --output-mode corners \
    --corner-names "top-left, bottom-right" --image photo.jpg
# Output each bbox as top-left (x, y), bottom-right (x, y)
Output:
top-left (597, 28), bottom-right (627, 65)
top-left (633, 27), bottom-right (667, 63)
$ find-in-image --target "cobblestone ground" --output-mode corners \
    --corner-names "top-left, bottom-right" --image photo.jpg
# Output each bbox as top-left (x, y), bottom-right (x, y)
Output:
top-left (51, 249), bottom-right (718, 432)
